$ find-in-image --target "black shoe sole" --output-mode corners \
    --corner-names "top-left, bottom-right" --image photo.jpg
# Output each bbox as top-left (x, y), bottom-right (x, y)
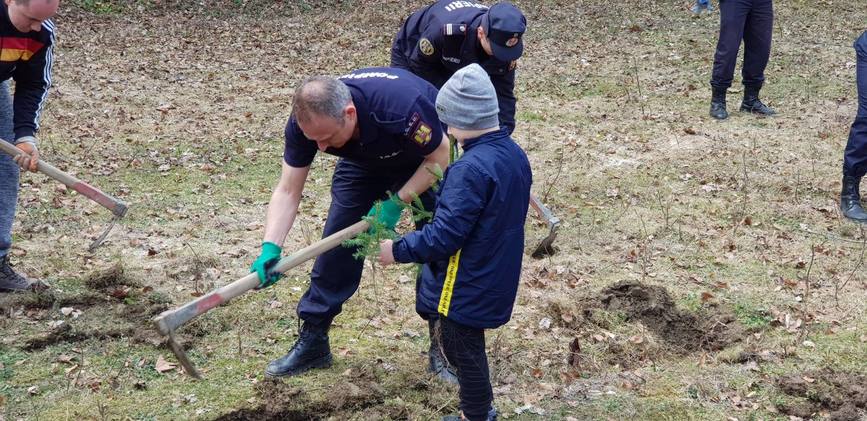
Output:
top-left (265, 354), bottom-right (332, 378)
top-left (739, 106), bottom-right (775, 116)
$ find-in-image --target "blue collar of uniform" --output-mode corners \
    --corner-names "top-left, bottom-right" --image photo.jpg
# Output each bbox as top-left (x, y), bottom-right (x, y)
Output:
top-left (348, 85), bottom-right (377, 145)
top-left (461, 129), bottom-right (508, 151)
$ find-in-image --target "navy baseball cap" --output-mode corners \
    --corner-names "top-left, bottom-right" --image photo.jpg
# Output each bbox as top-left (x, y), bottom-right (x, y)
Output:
top-left (483, 2), bottom-right (526, 62)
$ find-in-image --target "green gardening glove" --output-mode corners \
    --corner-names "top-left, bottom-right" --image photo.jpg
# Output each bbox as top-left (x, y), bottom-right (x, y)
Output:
top-left (367, 195), bottom-right (404, 232)
top-left (251, 242), bottom-right (282, 289)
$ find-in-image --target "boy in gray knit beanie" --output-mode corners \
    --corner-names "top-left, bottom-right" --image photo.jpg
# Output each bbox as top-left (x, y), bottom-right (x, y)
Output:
top-left (378, 63), bottom-right (533, 421)
top-left (436, 63), bottom-right (500, 133)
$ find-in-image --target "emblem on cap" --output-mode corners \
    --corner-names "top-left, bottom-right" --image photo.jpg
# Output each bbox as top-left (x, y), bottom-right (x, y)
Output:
top-left (419, 38), bottom-right (435, 56)
top-left (505, 35), bottom-right (520, 48)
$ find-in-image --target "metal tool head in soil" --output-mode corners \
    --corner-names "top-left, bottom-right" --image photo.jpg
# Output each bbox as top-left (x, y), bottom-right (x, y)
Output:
top-left (152, 220), bottom-right (369, 379)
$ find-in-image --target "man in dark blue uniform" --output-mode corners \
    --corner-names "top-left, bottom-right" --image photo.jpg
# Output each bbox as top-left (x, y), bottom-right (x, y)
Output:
top-left (250, 67), bottom-right (449, 378)
top-left (391, 1), bottom-right (526, 134)
top-left (708, 0), bottom-right (775, 120)
top-left (840, 31), bottom-right (867, 221)
top-left (0, 0), bottom-right (57, 292)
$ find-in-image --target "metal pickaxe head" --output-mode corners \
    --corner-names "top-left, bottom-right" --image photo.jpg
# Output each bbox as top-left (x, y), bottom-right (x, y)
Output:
top-left (155, 317), bottom-right (203, 379)
top-left (529, 194), bottom-right (560, 258)
top-left (532, 215), bottom-right (560, 258)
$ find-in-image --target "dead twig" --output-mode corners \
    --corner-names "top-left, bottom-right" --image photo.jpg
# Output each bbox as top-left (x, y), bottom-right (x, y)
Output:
top-left (835, 225), bottom-right (866, 308)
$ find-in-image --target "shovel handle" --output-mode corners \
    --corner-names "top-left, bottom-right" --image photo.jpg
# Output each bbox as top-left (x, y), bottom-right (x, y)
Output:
top-left (153, 220), bottom-right (370, 335)
top-left (0, 138), bottom-right (128, 218)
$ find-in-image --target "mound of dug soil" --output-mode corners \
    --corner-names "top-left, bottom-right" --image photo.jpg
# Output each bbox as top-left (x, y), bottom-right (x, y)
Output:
top-left (776, 368), bottom-right (867, 421)
top-left (586, 281), bottom-right (745, 352)
top-left (215, 371), bottom-right (388, 420)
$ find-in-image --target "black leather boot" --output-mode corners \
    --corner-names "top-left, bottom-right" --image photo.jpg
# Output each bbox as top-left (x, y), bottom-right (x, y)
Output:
top-left (709, 87), bottom-right (728, 120)
top-left (428, 318), bottom-right (459, 385)
top-left (265, 321), bottom-right (332, 377)
top-left (841, 175), bottom-right (867, 222)
top-left (740, 84), bottom-right (776, 116)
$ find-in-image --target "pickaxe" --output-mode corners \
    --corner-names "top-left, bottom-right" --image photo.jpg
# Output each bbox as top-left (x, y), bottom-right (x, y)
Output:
top-left (0, 138), bottom-right (128, 251)
top-left (153, 220), bottom-right (369, 379)
top-left (529, 194), bottom-right (559, 258)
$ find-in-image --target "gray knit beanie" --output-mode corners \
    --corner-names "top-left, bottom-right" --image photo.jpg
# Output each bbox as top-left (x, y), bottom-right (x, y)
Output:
top-left (435, 64), bottom-right (500, 131)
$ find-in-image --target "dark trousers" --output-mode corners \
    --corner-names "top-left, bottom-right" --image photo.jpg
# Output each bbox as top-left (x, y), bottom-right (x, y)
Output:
top-left (843, 32), bottom-right (867, 178)
top-left (297, 159), bottom-right (435, 326)
top-left (710, 0), bottom-right (774, 89)
top-left (439, 317), bottom-right (493, 421)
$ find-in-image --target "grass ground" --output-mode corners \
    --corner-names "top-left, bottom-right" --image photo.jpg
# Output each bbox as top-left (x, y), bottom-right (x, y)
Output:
top-left (1, 0), bottom-right (866, 420)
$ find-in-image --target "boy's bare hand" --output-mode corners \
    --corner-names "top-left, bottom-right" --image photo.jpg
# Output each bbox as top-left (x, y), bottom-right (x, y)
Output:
top-left (378, 240), bottom-right (395, 266)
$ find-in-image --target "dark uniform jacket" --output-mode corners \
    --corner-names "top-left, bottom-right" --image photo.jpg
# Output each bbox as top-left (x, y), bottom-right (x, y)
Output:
top-left (393, 129), bottom-right (532, 329)
top-left (0, 3), bottom-right (54, 140)
top-left (391, 0), bottom-right (518, 134)
top-left (284, 67), bottom-right (444, 170)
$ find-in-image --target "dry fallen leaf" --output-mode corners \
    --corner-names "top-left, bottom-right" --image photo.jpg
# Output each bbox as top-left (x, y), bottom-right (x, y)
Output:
top-left (531, 368), bottom-right (544, 379)
top-left (701, 292), bottom-right (714, 302)
top-left (155, 355), bottom-right (176, 373)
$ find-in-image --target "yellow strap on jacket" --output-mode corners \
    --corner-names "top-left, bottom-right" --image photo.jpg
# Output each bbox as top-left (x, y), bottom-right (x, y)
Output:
top-left (438, 249), bottom-right (461, 316)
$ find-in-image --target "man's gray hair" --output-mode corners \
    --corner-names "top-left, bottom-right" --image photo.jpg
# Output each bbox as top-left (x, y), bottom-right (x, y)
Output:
top-left (292, 76), bottom-right (352, 124)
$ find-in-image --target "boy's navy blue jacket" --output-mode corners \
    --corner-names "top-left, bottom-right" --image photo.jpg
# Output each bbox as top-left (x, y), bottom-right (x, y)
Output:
top-left (284, 67), bottom-right (444, 170)
top-left (391, 0), bottom-right (517, 134)
top-left (393, 129), bottom-right (532, 329)
top-left (0, 3), bottom-right (54, 140)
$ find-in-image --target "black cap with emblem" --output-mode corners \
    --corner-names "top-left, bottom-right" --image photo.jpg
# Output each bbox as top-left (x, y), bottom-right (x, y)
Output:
top-left (482, 2), bottom-right (526, 62)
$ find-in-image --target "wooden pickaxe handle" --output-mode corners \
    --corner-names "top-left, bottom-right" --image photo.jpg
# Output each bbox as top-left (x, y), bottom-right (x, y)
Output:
top-left (153, 220), bottom-right (370, 335)
top-left (0, 138), bottom-right (128, 218)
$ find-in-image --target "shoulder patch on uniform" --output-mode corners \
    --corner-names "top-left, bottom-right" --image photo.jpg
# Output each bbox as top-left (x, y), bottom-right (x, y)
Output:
top-left (419, 38), bottom-right (435, 56)
top-left (407, 112), bottom-right (433, 146)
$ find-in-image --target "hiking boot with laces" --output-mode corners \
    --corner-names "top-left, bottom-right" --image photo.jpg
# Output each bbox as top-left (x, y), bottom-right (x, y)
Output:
top-left (0, 255), bottom-right (44, 292)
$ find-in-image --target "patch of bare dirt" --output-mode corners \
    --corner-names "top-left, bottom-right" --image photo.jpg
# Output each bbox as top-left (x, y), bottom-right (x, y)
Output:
top-left (22, 323), bottom-right (135, 351)
top-left (595, 281), bottom-right (745, 351)
top-left (83, 263), bottom-right (139, 290)
top-left (556, 281), bottom-right (749, 368)
top-left (215, 368), bottom-right (391, 420)
top-left (776, 368), bottom-right (867, 421)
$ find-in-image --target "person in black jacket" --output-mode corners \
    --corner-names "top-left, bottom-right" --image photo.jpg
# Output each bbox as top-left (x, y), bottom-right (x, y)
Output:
top-left (378, 64), bottom-right (532, 421)
top-left (840, 31), bottom-right (867, 221)
top-left (0, 0), bottom-right (57, 292)
top-left (391, 1), bottom-right (526, 135)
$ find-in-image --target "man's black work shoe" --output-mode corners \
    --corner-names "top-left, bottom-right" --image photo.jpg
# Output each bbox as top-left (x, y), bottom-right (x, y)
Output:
top-left (841, 175), bottom-right (867, 222)
top-left (0, 255), bottom-right (46, 292)
top-left (709, 87), bottom-right (728, 120)
top-left (442, 407), bottom-right (498, 421)
top-left (428, 319), bottom-right (459, 385)
top-left (740, 84), bottom-right (776, 116)
top-left (265, 322), bottom-right (332, 377)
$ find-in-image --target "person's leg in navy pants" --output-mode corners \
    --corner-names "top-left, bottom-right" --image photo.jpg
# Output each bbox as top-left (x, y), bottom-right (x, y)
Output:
top-left (840, 31), bottom-right (867, 221)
